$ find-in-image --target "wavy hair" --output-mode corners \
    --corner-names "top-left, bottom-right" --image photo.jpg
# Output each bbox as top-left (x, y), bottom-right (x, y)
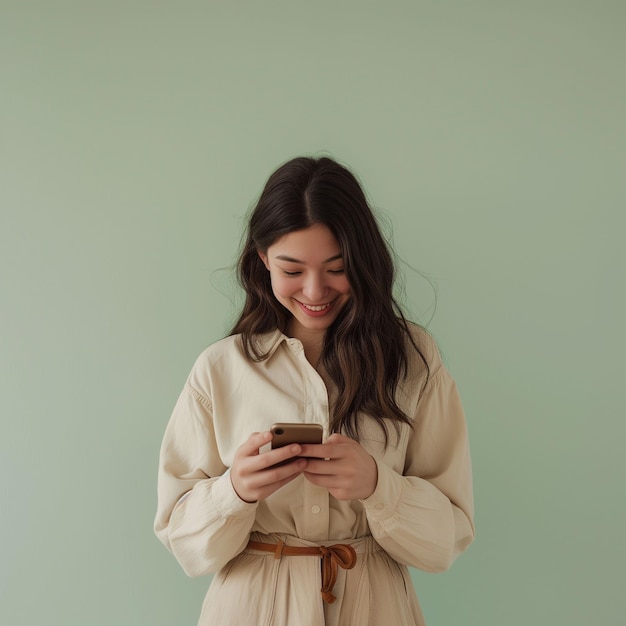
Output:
top-left (230, 156), bottom-right (428, 443)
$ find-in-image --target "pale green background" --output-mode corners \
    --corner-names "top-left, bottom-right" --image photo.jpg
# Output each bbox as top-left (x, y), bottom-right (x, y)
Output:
top-left (1, 1), bottom-right (624, 625)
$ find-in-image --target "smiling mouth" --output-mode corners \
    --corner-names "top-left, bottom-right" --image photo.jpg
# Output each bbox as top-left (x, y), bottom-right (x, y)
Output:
top-left (301, 302), bottom-right (331, 312)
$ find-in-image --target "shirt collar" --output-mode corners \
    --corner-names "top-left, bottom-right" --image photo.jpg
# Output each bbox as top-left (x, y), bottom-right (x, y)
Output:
top-left (251, 329), bottom-right (290, 360)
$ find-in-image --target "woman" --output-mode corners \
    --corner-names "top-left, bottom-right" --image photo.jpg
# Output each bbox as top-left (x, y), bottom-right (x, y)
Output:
top-left (154, 156), bottom-right (474, 625)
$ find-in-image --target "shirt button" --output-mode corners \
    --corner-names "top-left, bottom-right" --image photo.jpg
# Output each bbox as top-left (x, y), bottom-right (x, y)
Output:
top-left (311, 505), bottom-right (321, 514)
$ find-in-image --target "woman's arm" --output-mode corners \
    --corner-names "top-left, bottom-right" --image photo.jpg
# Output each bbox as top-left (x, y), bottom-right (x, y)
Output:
top-left (360, 366), bottom-right (475, 572)
top-left (154, 383), bottom-right (259, 576)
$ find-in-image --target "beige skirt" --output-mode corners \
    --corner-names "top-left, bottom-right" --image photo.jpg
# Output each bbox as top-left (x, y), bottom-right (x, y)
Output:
top-left (198, 532), bottom-right (425, 626)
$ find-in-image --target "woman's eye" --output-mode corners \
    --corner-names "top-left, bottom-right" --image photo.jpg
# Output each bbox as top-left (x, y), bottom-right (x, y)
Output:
top-left (329, 269), bottom-right (345, 275)
top-left (283, 270), bottom-right (302, 276)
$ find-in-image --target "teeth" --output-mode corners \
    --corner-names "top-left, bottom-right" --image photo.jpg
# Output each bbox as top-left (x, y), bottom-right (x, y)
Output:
top-left (303, 303), bottom-right (330, 311)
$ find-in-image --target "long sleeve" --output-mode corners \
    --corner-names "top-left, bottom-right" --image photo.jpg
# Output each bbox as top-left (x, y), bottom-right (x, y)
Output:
top-left (154, 380), bottom-right (258, 577)
top-left (360, 364), bottom-right (475, 573)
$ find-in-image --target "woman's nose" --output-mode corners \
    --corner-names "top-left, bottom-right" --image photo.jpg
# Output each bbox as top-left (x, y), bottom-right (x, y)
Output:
top-left (302, 274), bottom-right (327, 301)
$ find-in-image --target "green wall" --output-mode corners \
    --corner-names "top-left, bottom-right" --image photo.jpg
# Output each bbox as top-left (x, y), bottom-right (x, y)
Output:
top-left (1, 1), bottom-right (624, 624)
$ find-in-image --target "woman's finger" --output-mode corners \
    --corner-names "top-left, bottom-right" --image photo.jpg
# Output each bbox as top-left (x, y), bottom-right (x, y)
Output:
top-left (257, 444), bottom-right (303, 469)
top-left (236, 431), bottom-right (272, 458)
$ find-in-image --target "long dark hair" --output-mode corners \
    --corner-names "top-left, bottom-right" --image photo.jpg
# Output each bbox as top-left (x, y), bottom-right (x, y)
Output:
top-left (230, 156), bottom-right (428, 443)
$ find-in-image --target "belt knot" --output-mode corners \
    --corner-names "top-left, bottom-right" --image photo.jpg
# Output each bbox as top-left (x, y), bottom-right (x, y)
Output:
top-left (247, 539), bottom-right (357, 604)
top-left (319, 544), bottom-right (357, 603)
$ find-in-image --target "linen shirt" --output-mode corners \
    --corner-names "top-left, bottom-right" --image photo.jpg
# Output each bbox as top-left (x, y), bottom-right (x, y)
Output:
top-left (154, 326), bottom-right (474, 624)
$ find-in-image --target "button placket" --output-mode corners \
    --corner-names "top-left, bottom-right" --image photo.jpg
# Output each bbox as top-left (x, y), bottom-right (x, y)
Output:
top-left (302, 481), bottom-right (329, 540)
top-left (290, 341), bottom-right (332, 540)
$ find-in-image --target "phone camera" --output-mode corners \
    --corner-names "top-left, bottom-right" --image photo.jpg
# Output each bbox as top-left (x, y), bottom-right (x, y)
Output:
top-left (275, 428), bottom-right (284, 435)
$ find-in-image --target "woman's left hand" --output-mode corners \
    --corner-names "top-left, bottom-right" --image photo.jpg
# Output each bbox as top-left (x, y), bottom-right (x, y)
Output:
top-left (299, 433), bottom-right (378, 501)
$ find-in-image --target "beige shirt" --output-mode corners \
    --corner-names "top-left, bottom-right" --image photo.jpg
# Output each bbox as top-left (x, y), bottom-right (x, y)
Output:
top-left (154, 326), bottom-right (475, 586)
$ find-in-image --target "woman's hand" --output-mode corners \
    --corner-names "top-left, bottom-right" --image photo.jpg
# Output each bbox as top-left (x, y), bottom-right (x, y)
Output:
top-left (230, 431), bottom-right (308, 503)
top-left (299, 433), bottom-right (378, 501)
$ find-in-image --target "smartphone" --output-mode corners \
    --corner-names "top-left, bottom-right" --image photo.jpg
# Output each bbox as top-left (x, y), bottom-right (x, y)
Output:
top-left (269, 423), bottom-right (323, 468)
top-left (271, 423), bottom-right (323, 448)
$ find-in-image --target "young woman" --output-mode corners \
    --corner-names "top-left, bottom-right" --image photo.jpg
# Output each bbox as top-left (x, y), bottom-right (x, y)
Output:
top-left (154, 156), bottom-right (474, 625)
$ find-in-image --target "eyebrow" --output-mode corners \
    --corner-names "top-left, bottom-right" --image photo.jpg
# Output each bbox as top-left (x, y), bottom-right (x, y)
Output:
top-left (275, 254), bottom-right (343, 264)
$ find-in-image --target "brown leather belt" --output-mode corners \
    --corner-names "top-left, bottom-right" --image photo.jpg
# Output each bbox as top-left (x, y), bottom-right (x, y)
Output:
top-left (247, 539), bottom-right (357, 604)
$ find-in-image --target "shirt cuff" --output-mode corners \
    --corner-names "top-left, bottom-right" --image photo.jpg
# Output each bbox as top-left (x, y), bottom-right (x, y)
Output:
top-left (204, 468), bottom-right (259, 517)
top-left (359, 459), bottom-right (402, 521)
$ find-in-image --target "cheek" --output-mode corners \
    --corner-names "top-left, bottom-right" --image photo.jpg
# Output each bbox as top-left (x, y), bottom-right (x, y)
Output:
top-left (337, 277), bottom-right (351, 294)
top-left (269, 274), bottom-right (295, 298)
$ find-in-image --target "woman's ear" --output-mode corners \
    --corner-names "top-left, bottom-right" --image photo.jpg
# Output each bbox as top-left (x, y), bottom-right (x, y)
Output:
top-left (258, 250), bottom-right (269, 270)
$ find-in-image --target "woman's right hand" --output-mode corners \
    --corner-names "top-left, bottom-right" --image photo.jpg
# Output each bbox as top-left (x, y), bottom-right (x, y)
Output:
top-left (230, 431), bottom-right (307, 503)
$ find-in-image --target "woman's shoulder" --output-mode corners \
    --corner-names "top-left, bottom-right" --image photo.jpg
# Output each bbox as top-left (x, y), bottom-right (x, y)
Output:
top-left (192, 330), bottom-right (284, 369)
top-left (404, 322), bottom-right (444, 374)
top-left (193, 333), bottom-right (242, 363)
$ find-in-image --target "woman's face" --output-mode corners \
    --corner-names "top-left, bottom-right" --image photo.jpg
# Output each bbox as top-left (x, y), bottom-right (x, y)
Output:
top-left (258, 223), bottom-right (351, 341)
